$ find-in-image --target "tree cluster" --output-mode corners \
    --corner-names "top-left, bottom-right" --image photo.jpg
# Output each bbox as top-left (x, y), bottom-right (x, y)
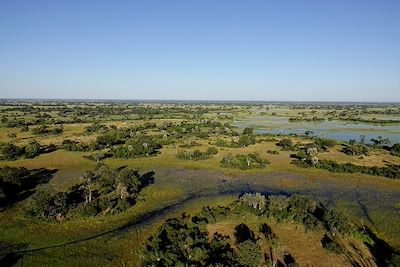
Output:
top-left (220, 153), bottom-right (268, 170)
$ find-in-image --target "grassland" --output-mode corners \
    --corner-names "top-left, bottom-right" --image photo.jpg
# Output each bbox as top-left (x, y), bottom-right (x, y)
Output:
top-left (0, 100), bottom-right (399, 266)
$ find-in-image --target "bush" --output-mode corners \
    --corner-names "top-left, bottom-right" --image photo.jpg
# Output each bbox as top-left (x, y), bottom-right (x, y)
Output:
top-left (323, 209), bottom-right (352, 235)
top-left (238, 135), bottom-right (257, 147)
top-left (111, 137), bottom-right (162, 158)
top-left (25, 140), bottom-right (41, 158)
top-left (276, 138), bottom-right (294, 150)
top-left (321, 235), bottom-right (343, 254)
top-left (0, 143), bottom-right (24, 160)
top-left (267, 149), bottom-right (279, 155)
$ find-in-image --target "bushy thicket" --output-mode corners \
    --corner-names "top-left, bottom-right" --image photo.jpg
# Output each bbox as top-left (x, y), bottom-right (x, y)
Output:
top-left (292, 158), bottom-right (400, 179)
top-left (220, 153), bottom-right (268, 170)
top-left (176, 147), bottom-right (218, 161)
top-left (276, 138), bottom-right (295, 150)
top-left (142, 193), bottom-right (379, 266)
top-left (110, 136), bottom-right (162, 158)
top-left (341, 142), bottom-right (371, 157)
top-left (142, 214), bottom-right (263, 266)
top-left (0, 141), bottom-right (56, 160)
top-left (25, 165), bottom-right (154, 220)
top-left (388, 143), bottom-right (400, 157)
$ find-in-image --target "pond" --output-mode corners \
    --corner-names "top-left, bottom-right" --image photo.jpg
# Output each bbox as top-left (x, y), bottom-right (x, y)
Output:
top-left (233, 115), bottom-right (400, 144)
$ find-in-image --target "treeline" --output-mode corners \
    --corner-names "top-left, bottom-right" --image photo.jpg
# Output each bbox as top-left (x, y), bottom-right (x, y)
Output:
top-left (0, 141), bottom-right (56, 160)
top-left (288, 116), bottom-right (325, 122)
top-left (292, 159), bottom-right (400, 179)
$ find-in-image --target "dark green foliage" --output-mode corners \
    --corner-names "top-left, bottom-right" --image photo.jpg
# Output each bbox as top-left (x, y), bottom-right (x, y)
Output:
top-left (389, 143), bottom-right (400, 157)
top-left (208, 234), bottom-right (236, 265)
top-left (142, 214), bottom-right (230, 266)
top-left (24, 140), bottom-right (41, 158)
top-left (0, 167), bottom-right (31, 202)
top-left (238, 134), bottom-right (257, 147)
top-left (214, 138), bottom-right (233, 147)
top-left (287, 195), bottom-right (319, 228)
top-left (111, 136), bottom-right (162, 158)
top-left (61, 139), bottom-right (89, 152)
top-left (267, 149), bottom-right (279, 155)
top-left (243, 127), bottom-right (254, 135)
top-left (236, 240), bottom-right (262, 266)
top-left (276, 138), bottom-right (294, 150)
top-left (342, 143), bottom-right (371, 157)
top-left (0, 143), bottom-right (24, 160)
top-left (386, 254), bottom-right (400, 267)
top-left (220, 153), bottom-right (268, 170)
top-left (26, 191), bottom-right (69, 219)
top-left (370, 136), bottom-right (391, 146)
top-left (292, 158), bottom-right (400, 179)
top-left (0, 166), bottom-right (29, 186)
top-left (321, 235), bottom-right (343, 254)
top-left (142, 215), bottom-right (264, 266)
top-left (26, 165), bottom-right (154, 220)
top-left (311, 138), bottom-right (336, 151)
top-left (323, 209), bottom-right (352, 235)
top-left (234, 223), bottom-right (255, 243)
top-left (1, 141), bottom-right (55, 160)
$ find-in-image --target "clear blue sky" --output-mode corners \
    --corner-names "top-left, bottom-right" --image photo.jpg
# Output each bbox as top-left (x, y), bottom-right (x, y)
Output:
top-left (0, 0), bottom-right (399, 101)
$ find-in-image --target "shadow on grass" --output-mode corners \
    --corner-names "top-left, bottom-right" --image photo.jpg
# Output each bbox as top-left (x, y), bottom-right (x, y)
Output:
top-left (0, 168), bottom-right (57, 208)
top-left (0, 241), bottom-right (29, 267)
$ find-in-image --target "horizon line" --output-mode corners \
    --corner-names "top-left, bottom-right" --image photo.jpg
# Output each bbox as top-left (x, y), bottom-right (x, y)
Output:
top-left (0, 97), bottom-right (399, 104)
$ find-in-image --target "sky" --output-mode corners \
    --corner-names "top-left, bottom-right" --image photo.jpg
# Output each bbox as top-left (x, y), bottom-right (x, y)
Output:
top-left (0, 0), bottom-right (399, 102)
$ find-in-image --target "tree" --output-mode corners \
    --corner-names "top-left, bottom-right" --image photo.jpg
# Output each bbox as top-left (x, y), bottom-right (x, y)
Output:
top-left (243, 127), bottom-right (254, 135)
top-left (236, 240), bottom-right (263, 267)
top-left (0, 143), bottom-right (23, 160)
top-left (25, 140), bottom-right (41, 158)
top-left (83, 171), bottom-right (95, 204)
top-left (276, 138), bottom-right (294, 149)
top-left (306, 147), bottom-right (318, 165)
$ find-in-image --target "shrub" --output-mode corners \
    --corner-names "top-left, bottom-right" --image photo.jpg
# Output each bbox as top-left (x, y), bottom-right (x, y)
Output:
top-left (32, 125), bottom-right (49, 135)
top-left (276, 138), bottom-right (294, 150)
top-left (321, 235), bottom-right (343, 254)
top-left (24, 140), bottom-right (41, 158)
top-left (0, 143), bottom-right (24, 160)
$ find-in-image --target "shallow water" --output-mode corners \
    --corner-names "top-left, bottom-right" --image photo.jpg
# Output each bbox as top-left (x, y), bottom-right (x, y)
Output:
top-left (153, 168), bottom-right (400, 247)
top-left (233, 115), bottom-right (400, 143)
